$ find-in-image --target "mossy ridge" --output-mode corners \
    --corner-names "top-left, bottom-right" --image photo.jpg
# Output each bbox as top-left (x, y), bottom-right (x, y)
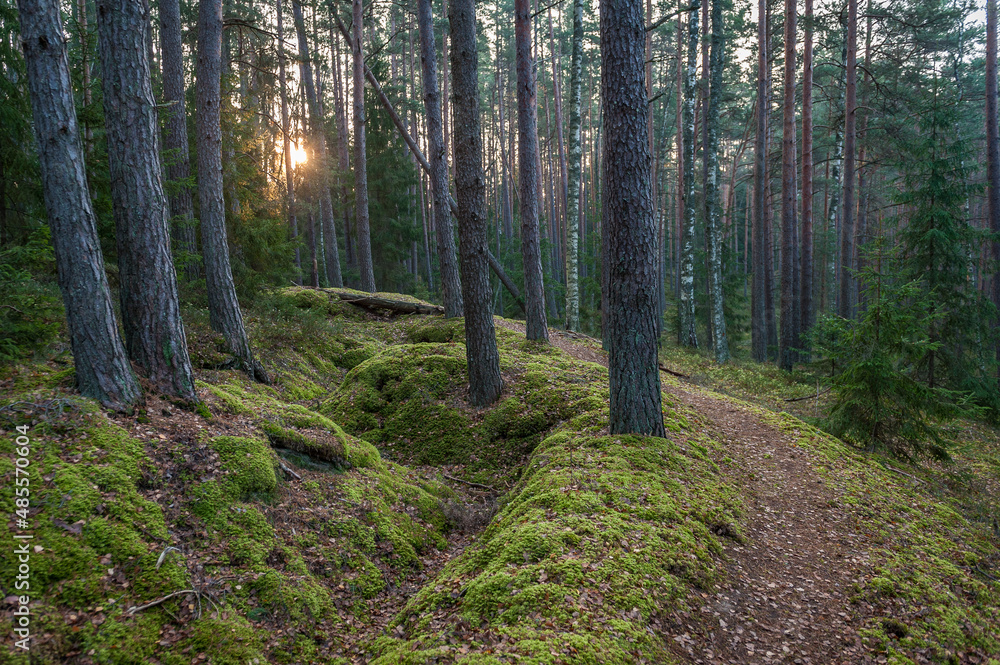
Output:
top-left (666, 379), bottom-right (1000, 661)
top-left (321, 325), bottom-right (615, 485)
top-left (0, 404), bottom-right (269, 665)
top-left (369, 426), bottom-right (743, 665)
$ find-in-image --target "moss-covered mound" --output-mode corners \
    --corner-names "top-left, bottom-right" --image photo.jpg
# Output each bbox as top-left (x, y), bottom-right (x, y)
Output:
top-left (370, 424), bottom-right (742, 664)
top-left (321, 322), bottom-right (623, 483)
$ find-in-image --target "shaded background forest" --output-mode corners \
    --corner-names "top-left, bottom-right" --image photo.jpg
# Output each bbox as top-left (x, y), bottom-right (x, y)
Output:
top-left (2, 0), bottom-right (998, 433)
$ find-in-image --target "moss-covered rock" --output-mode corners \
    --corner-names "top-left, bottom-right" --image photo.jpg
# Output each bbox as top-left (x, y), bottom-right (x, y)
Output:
top-left (259, 420), bottom-right (349, 468)
top-left (210, 435), bottom-right (278, 499)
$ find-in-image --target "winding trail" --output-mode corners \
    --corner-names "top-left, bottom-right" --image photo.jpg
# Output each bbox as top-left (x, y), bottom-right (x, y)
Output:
top-left (527, 324), bottom-right (882, 664)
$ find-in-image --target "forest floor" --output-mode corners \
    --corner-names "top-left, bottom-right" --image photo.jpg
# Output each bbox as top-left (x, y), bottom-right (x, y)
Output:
top-left (1, 290), bottom-right (998, 665)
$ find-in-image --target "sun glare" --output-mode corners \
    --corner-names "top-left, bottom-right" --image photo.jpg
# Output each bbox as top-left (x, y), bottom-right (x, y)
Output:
top-left (290, 143), bottom-right (307, 168)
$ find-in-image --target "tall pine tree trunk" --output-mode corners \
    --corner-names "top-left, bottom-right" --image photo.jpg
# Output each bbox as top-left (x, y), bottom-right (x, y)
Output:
top-left (275, 0), bottom-right (300, 280)
top-left (331, 19), bottom-right (355, 274)
top-left (19, 0), bottom-right (142, 410)
top-left (778, 0), bottom-right (797, 371)
top-left (679, 0), bottom-right (700, 348)
top-left (450, 0), bottom-right (503, 406)
top-left (800, 0), bottom-right (814, 353)
top-left (705, 0), bottom-right (729, 362)
top-left (159, 0), bottom-right (199, 281)
top-left (564, 0), bottom-right (583, 331)
top-left (751, 0), bottom-right (768, 361)
top-left (352, 0), bottom-right (376, 292)
top-left (515, 0), bottom-right (550, 342)
top-left (602, 0), bottom-right (665, 437)
top-left (417, 0), bottom-right (463, 317)
top-left (196, 0), bottom-right (267, 382)
top-left (988, 0), bottom-right (1000, 383)
top-left (293, 0), bottom-right (342, 288)
top-left (839, 0), bottom-right (858, 319)
top-left (95, 0), bottom-right (197, 400)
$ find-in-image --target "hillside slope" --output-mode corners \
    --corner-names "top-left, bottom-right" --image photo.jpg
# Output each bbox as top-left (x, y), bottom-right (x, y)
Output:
top-left (1, 288), bottom-right (997, 665)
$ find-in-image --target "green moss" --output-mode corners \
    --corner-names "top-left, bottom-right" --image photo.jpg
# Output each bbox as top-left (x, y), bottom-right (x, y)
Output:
top-left (371, 431), bottom-right (741, 664)
top-left (210, 436), bottom-right (278, 499)
top-left (260, 420), bottom-right (349, 468)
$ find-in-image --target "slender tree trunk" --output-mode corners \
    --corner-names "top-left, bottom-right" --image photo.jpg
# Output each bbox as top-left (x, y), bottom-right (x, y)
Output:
top-left (19, 0), bottom-right (142, 409)
top-left (778, 0), bottom-right (797, 371)
top-left (800, 0), bottom-right (814, 354)
top-left (293, 0), bottom-right (341, 288)
top-left (352, 0), bottom-right (376, 292)
top-left (751, 0), bottom-right (768, 362)
top-left (676, 14), bottom-right (685, 301)
top-left (450, 0), bottom-right (503, 406)
top-left (195, 0), bottom-right (267, 382)
top-left (678, 0), bottom-right (700, 347)
top-left (95, 0), bottom-right (197, 400)
top-left (705, 0), bottom-right (729, 363)
top-left (331, 19), bottom-right (355, 275)
top-left (602, 0), bottom-right (665, 437)
top-left (276, 0), bottom-right (300, 280)
top-left (549, 9), bottom-right (568, 231)
top-left (988, 0), bottom-right (1000, 382)
top-left (515, 0), bottom-right (550, 341)
top-left (839, 0), bottom-right (857, 319)
top-left (417, 0), bottom-right (463, 316)
top-left (158, 0), bottom-right (198, 281)
top-left (564, 0), bottom-right (583, 331)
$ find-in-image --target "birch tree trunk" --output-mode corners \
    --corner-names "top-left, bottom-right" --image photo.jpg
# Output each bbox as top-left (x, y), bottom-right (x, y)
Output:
top-left (679, 0), bottom-right (700, 348)
top-left (18, 0), bottom-right (142, 410)
top-left (751, 0), bottom-right (768, 362)
top-left (564, 0), bottom-right (583, 332)
top-left (705, 0), bottom-right (729, 362)
top-left (95, 0), bottom-right (197, 400)
top-left (195, 0), bottom-right (267, 382)
top-left (515, 0), bottom-right (550, 342)
top-left (601, 0), bottom-right (665, 437)
top-left (159, 0), bottom-right (199, 281)
top-left (352, 0), bottom-right (376, 292)
top-left (778, 0), bottom-right (797, 371)
top-left (417, 0), bottom-right (463, 317)
top-left (449, 0), bottom-right (503, 406)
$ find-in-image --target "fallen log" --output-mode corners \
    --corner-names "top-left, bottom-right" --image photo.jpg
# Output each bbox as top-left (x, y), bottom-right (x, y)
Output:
top-left (328, 290), bottom-right (445, 315)
top-left (783, 386), bottom-right (831, 402)
top-left (658, 363), bottom-right (691, 379)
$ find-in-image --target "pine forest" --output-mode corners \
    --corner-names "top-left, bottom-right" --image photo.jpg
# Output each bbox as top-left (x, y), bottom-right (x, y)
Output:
top-left (1, 0), bottom-right (999, 660)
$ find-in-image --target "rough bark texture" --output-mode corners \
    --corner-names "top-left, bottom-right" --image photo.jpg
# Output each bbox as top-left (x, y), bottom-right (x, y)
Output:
top-left (751, 0), bottom-right (768, 362)
top-left (417, 0), bottom-right (463, 317)
top-left (449, 0), bottom-right (503, 406)
top-left (778, 0), bottom-right (797, 371)
top-left (18, 0), bottom-right (142, 410)
top-left (564, 0), bottom-right (583, 332)
top-left (601, 0), bottom-right (666, 437)
top-left (292, 0), bottom-right (342, 288)
top-left (988, 0), bottom-right (999, 382)
top-left (95, 0), bottom-right (197, 400)
top-left (275, 0), bottom-right (300, 278)
top-left (352, 0), bottom-right (376, 292)
top-left (515, 0), bottom-right (549, 342)
top-left (158, 0), bottom-right (199, 281)
top-left (800, 0), bottom-right (814, 355)
top-left (705, 0), bottom-right (729, 363)
top-left (839, 0), bottom-right (857, 319)
top-left (195, 0), bottom-right (266, 382)
top-left (678, 0), bottom-right (700, 348)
